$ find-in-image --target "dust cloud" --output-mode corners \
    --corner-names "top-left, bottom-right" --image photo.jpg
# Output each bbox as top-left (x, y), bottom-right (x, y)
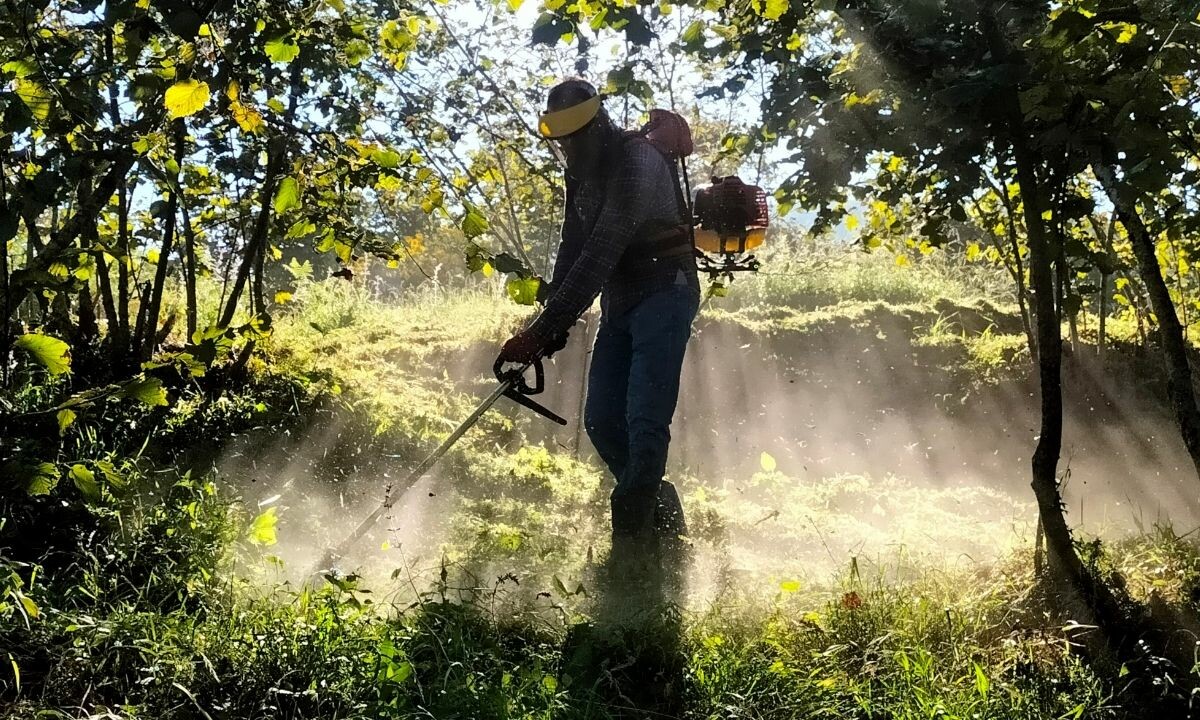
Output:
top-left (217, 306), bottom-right (1199, 604)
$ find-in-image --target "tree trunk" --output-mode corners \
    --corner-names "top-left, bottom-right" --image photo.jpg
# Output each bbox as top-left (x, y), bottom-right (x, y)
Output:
top-left (220, 138), bottom-right (287, 328)
top-left (991, 168), bottom-right (1037, 360)
top-left (140, 124), bottom-right (184, 360)
top-left (141, 189), bottom-right (178, 360)
top-left (91, 223), bottom-right (118, 339)
top-left (179, 199), bottom-right (198, 340)
top-left (981, 4), bottom-right (1103, 613)
top-left (115, 173), bottom-right (132, 355)
top-left (1094, 159), bottom-right (1200, 482)
top-left (252, 226), bottom-right (266, 315)
top-left (0, 161), bottom-right (10, 389)
top-left (1006, 135), bottom-right (1084, 586)
top-left (1098, 272), bottom-right (1109, 360)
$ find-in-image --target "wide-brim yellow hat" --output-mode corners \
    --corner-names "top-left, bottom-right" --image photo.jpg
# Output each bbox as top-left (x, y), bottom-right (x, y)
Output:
top-left (538, 95), bottom-right (602, 139)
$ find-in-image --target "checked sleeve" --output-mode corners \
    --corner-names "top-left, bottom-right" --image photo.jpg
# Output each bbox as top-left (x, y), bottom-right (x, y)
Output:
top-left (526, 142), bottom-right (662, 344)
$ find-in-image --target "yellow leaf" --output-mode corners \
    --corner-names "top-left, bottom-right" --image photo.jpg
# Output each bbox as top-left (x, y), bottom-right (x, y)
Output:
top-left (1041, 209), bottom-right (1053, 221)
top-left (779, 579), bottom-right (800, 593)
top-left (887, 155), bottom-right (903, 172)
top-left (18, 594), bottom-right (39, 619)
top-left (164, 79), bottom-right (210, 119)
top-left (481, 262), bottom-right (494, 278)
top-left (1114, 22), bottom-right (1137, 43)
top-left (845, 214), bottom-right (860, 231)
top-left (16, 78), bottom-right (52, 122)
top-left (966, 243), bottom-right (981, 262)
top-left (274, 291), bottom-right (293, 304)
top-left (762, 0), bottom-right (787, 20)
top-left (225, 79), bottom-right (241, 101)
top-left (760, 451), bottom-right (777, 472)
top-left (57, 409), bottom-right (76, 435)
top-left (895, 254), bottom-right (910, 267)
top-left (248, 507), bottom-right (278, 546)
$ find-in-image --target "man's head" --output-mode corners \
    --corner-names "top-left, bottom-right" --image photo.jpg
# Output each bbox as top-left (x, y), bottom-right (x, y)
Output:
top-left (541, 79), bottom-right (614, 173)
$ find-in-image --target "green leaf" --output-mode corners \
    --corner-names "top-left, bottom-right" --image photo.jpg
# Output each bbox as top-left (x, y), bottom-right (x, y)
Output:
top-left (285, 257), bottom-right (314, 280)
top-left (6, 461), bottom-right (59, 496)
top-left (760, 451), bottom-right (777, 472)
top-left (16, 78), bottom-right (52, 122)
top-left (2, 59), bottom-right (36, 78)
top-left (17, 594), bottom-right (39, 620)
top-left (248, 507), bottom-right (279, 546)
top-left (70, 464), bottom-right (101, 502)
top-left (274, 177), bottom-right (301, 214)
top-left (57, 409), bottom-right (76, 436)
top-left (164, 79), bottom-right (210, 119)
top-left (460, 204), bottom-right (490, 239)
top-left (973, 662), bottom-right (990, 697)
top-left (371, 148), bottom-right (402, 169)
top-left (265, 37), bottom-right (300, 63)
top-left (505, 276), bottom-right (541, 306)
top-left (681, 20), bottom-right (704, 44)
top-left (15, 333), bottom-right (71, 375)
top-left (117, 376), bottom-right (169, 407)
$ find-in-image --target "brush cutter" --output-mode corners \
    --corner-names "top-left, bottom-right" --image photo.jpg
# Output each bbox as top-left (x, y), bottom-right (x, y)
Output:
top-left (312, 357), bottom-right (566, 575)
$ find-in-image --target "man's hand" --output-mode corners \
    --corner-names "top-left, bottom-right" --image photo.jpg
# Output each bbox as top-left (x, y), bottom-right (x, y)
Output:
top-left (499, 329), bottom-right (570, 365)
top-left (543, 330), bottom-right (569, 358)
top-left (498, 330), bottom-right (542, 365)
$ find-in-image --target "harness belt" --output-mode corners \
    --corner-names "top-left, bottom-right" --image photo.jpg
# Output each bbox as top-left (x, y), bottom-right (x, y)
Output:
top-left (614, 225), bottom-right (695, 276)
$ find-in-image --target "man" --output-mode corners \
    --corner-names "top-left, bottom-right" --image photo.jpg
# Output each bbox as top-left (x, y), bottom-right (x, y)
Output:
top-left (497, 79), bottom-right (700, 574)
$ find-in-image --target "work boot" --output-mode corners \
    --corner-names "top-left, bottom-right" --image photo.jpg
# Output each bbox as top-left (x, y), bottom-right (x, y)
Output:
top-left (655, 481), bottom-right (690, 602)
top-left (609, 486), bottom-right (661, 601)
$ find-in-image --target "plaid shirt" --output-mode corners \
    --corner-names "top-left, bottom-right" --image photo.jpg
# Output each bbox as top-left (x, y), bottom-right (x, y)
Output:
top-left (526, 137), bottom-right (699, 345)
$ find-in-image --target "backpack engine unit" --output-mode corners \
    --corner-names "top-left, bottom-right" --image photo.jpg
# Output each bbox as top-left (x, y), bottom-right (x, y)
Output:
top-left (638, 109), bottom-right (770, 278)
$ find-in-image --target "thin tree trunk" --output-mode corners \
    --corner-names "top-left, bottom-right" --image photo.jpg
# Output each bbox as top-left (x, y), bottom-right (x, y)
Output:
top-left (220, 138), bottom-right (287, 328)
top-left (1094, 158), bottom-right (1200, 482)
top-left (989, 168), bottom-right (1037, 359)
top-left (91, 224), bottom-right (118, 338)
top-left (0, 158), bottom-right (10, 388)
top-left (77, 286), bottom-right (98, 345)
top-left (140, 124), bottom-right (184, 360)
top-left (1098, 273), bottom-right (1109, 359)
top-left (141, 189), bottom-right (178, 360)
top-left (982, 4), bottom-right (1093, 602)
top-left (132, 281), bottom-right (150, 353)
top-left (20, 201), bottom-right (42, 261)
top-left (1007, 136), bottom-right (1083, 586)
top-left (116, 174), bottom-right (131, 352)
top-left (252, 225), bottom-right (266, 315)
top-left (179, 199), bottom-right (198, 339)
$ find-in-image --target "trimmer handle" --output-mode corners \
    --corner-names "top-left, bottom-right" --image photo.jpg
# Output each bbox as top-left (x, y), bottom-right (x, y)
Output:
top-left (492, 356), bottom-right (546, 396)
top-left (492, 356), bottom-right (566, 426)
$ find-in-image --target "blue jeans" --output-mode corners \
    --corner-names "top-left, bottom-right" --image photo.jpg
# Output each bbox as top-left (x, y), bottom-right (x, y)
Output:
top-left (584, 285), bottom-right (700, 537)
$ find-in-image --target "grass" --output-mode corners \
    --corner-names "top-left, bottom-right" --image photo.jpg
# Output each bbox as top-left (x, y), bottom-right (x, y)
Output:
top-left (5, 243), bottom-right (1200, 718)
